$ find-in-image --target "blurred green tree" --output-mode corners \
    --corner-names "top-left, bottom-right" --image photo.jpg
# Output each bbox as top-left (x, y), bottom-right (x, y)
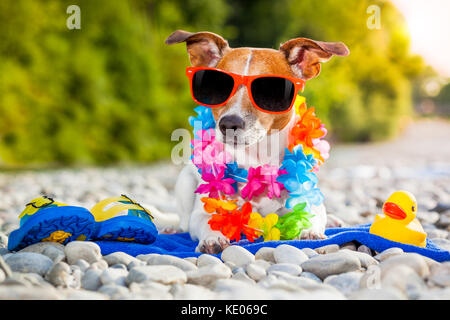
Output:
top-left (0, 0), bottom-right (425, 167)
top-left (226, 0), bottom-right (424, 141)
top-left (0, 0), bottom-right (229, 166)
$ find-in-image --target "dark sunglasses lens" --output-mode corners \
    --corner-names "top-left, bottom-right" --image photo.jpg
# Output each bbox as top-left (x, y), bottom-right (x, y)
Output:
top-left (251, 77), bottom-right (295, 112)
top-left (192, 70), bottom-right (234, 105)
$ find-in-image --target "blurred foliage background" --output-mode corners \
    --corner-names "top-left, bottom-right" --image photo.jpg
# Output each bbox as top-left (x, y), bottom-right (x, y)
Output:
top-left (0, 0), bottom-right (445, 167)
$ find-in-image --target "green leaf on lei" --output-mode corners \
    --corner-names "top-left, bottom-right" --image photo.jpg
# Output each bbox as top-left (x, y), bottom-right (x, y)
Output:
top-left (275, 202), bottom-right (315, 240)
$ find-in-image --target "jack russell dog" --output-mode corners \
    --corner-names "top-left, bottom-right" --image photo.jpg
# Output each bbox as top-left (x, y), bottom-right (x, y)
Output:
top-left (165, 30), bottom-right (349, 254)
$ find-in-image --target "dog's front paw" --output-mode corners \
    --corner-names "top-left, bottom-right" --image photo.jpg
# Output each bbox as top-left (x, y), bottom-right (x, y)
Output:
top-left (196, 233), bottom-right (230, 254)
top-left (299, 230), bottom-right (327, 240)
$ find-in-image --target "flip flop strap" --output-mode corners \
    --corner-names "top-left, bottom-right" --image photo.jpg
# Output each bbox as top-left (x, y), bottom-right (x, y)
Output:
top-left (18, 196), bottom-right (66, 220)
top-left (90, 196), bottom-right (148, 222)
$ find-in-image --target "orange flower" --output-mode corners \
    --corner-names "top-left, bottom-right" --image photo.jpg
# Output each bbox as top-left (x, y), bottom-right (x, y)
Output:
top-left (201, 197), bottom-right (238, 214)
top-left (289, 105), bottom-right (325, 147)
top-left (288, 101), bottom-right (327, 165)
top-left (208, 202), bottom-right (260, 242)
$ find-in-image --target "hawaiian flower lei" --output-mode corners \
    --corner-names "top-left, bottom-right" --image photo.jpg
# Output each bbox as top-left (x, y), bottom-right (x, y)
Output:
top-left (190, 95), bottom-right (329, 242)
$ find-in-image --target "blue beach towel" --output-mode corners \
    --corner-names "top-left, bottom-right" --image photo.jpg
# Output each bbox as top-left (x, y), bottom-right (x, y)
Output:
top-left (95, 224), bottom-right (450, 262)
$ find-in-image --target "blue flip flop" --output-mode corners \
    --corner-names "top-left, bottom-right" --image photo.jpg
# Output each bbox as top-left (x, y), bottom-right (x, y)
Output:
top-left (8, 195), bottom-right (158, 251)
top-left (8, 196), bottom-right (96, 251)
top-left (89, 194), bottom-right (158, 244)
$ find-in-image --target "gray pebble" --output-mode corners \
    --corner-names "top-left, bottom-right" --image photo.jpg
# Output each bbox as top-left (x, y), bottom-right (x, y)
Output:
top-left (19, 242), bottom-right (65, 255)
top-left (417, 288), bottom-right (450, 300)
top-left (340, 249), bottom-right (378, 268)
top-left (0, 269), bottom-right (5, 283)
top-left (221, 246), bottom-right (254, 267)
top-left (46, 262), bottom-right (76, 288)
top-left (5, 252), bottom-right (53, 276)
top-left (274, 245), bottom-right (309, 265)
top-left (340, 242), bottom-right (357, 251)
top-left (315, 244), bottom-right (339, 254)
top-left (98, 284), bottom-right (130, 298)
top-left (436, 213), bottom-right (450, 229)
top-left (90, 259), bottom-right (108, 271)
top-left (171, 283), bottom-right (217, 300)
top-left (65, 241), bottom-right (102, 265)
top-left (127, 260), bottom-right (146, 270)
top-left (146, 254), bottom-right (197, 272)
top-left (73, 259), bottom-right (90, 272)
top-left (419, 211), bottom-right (440, 224)
top-left (184, 257), bottom-right (198, 266)
top-left (380, 265), bottom-right (426, 299)
top-left (427, 229), bottom-right (449, 239)
top-left (231, 266), bottom-right (245, 274)
top-left (349, 287), bottom-right (406, 300)
top-left (380, 253), bottom-right (429, 277)
top-left (0, 255), bottom-right (12, 277)
top-left (127, 265), bottom-right (187, 285)
top-left (103, 252), bottom-right (139, 267)
top-left (63, 288), bottom-right (108, 300)
top-left (42, 246), bottom-right (65, 263)
top-left (428, 262), bottom-right (450, 287)
top-left (187, 263), bottom-right (231, 286)
top-left (267, 263), bottom-right (302, 276)
top-left (324, 271), bottom-right (364, 296)
top-left (245, 263), bottom-right (267, 281)
top-left (301, 247), bottom-right (319, 258)
top-left (136, 253), bottom-right (160, 263)
top-left (110, 263), bottom-right (127, 270)
top-left (197, 254), bottom-right (222, 267)
top-left (0, 285), bottom-right (61, 299)
top-left (100, 267), bottom-right (128, 286)
top-left (431, 238), bottom-right (450, 251)
top-left (224, 261), bottom-right (235, 270)
top-left (300, 272), bottom-right (322, 283)
top-left (374, 247), bottom-right (404, 261)
top-left (81, 269), bottom-right (102, 291)
top-left (3, 272), bottom-right (52, 288)
top-left (231, 271), bottom-right (256, 285)
top-left (215, 279), bottom-right (273, 299)
top-left (254, 247), bottom-right (275, 263)
top-left (301, 251), bottom-right (361, 280)
top-left (264, 271), bottom-right (345, 299)
top-left (0, 232), bottom-right (8, 247)
top-left (253, 259), bottom-right (272, 270)
top-left (130, 280), bottom-right (171, 296)
top-left (357, 245), bottom-right (373, 256)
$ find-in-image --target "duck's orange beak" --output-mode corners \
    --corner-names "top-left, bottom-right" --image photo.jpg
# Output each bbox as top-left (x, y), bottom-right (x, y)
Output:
top-left (383, 202), bottom-right (407, 220)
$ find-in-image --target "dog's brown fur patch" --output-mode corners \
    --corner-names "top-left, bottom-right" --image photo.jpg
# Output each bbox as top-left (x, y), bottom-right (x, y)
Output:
top-left (212, 48), bottom-right (295, 133)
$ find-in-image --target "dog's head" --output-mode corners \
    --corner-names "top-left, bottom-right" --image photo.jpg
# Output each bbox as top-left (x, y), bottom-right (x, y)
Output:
top-left (166, 30), bottom-right (349, 146)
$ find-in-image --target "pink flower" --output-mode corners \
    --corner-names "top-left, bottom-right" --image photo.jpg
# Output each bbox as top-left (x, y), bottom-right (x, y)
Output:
top-left (191, 129), bottom-right (215, 152)
top-left (241, 167), bottom-right (266, 200)
top-left (195, 164), bottom-right (236, 198)
top-left (313, 139), bottom-right (330, 161)
top-left (310, 138), bottom-right (330, 172)
top-left (192, 129), bottom-right (232, 167)
top-left (261, 165), bottom-right (286, 199)
top-left (203, 141), bottom-right (232, 165)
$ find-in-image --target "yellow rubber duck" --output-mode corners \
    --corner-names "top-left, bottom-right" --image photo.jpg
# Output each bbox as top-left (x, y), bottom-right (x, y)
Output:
top-left (369, 190), bottom-right (427, 247)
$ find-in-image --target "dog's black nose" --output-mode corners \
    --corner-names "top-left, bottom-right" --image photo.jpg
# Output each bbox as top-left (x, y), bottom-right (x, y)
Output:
top-left (219, 115), bottom-right (245, 136)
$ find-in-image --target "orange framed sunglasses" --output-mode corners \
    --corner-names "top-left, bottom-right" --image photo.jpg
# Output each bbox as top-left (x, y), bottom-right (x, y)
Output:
top-left (186, 67), bottom-right (305, 114)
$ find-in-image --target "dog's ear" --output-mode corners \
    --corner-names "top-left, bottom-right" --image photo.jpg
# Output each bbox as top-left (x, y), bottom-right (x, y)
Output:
top-left (279, 38), bottom-right (349, 80)
top-left (165, 30), bottom-right (231, 68)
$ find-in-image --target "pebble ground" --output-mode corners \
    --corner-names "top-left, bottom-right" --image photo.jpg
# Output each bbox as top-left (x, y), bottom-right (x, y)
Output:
top-left (0, 119), bottom-right (449, 299)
